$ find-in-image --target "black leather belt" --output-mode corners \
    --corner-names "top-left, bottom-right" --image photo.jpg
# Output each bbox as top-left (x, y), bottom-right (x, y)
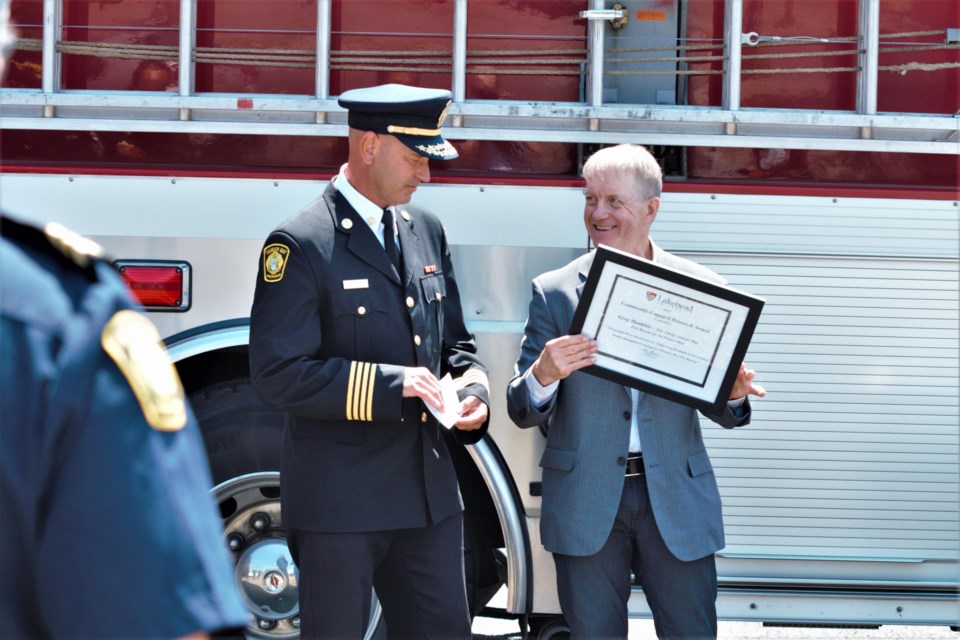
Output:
top-left (626, 454), bottom-right (644, 477)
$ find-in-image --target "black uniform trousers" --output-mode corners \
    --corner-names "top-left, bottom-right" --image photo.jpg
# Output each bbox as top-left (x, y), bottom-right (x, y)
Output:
top-left (289, 513), bottom-right (471, 639)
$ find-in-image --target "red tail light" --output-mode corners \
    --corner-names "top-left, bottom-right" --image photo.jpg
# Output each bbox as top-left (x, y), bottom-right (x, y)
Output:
top-left (114, 261), bottom-right (191, 311)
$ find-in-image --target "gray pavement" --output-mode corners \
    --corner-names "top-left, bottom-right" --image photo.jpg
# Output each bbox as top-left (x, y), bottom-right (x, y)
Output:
top-left (472, 616), bottom-right (959, 639)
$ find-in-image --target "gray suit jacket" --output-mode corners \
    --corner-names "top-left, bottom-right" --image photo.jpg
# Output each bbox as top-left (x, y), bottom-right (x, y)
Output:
top-left (506, 243), bottom-right (750, 561)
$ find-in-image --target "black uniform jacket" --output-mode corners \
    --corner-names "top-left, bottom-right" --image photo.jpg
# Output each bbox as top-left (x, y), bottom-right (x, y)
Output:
top-left (249, 183), bottom-right (490, 533)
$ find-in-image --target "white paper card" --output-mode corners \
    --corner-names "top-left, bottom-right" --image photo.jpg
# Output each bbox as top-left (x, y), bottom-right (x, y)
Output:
top-left (427, 373), bottom-right (461, 429)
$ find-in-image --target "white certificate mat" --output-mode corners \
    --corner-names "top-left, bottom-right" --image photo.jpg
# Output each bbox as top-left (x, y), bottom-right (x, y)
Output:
top-left (570, 245), bottom-right (764, 414)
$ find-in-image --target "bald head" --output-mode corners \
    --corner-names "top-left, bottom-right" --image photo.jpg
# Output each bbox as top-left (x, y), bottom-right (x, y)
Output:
top-left (342, 128), bottom-right (431, 208)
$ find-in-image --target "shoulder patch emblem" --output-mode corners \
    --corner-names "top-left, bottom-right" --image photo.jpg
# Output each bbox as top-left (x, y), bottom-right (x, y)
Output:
top-left (263, 243), bottom-right (290, 283)
top-left (101, 310), bottom-right (187, 431)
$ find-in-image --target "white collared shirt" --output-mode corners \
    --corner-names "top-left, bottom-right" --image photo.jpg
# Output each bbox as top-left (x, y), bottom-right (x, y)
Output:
top-left (333, 165), bottom-right (397, 250)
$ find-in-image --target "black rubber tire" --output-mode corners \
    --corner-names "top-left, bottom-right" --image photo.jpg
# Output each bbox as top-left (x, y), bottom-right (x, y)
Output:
top-left (190, 378), bottom-right (284, 485)
top-left (530, 617), bottom-right (572, 640)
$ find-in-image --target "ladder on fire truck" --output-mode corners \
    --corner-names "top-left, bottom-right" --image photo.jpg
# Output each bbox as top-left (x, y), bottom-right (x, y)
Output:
top-left (1, 0), bottom-right (958, 155)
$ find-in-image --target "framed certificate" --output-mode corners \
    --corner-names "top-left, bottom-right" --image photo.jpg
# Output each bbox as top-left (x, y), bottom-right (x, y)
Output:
top-left (569, 245), bottom-right (764, 414)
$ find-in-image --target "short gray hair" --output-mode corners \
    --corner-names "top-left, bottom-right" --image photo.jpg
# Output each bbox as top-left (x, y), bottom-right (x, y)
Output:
top-left (582, 144), bottom-right (662, 200)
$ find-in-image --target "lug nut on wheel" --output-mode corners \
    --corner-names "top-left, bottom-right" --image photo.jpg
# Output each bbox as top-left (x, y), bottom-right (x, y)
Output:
top-left (227, 533), bottom-right (244, 551)
top-left (251, 512), bottom-right (270, 531)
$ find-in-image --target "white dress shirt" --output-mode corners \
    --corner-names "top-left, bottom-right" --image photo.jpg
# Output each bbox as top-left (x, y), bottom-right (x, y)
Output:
top-left (333, 165), bottom-right (398, 251)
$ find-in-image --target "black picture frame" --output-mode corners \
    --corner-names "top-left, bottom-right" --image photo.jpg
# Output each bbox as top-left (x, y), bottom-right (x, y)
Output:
top-left (569, 245), bottom-right (764, 414)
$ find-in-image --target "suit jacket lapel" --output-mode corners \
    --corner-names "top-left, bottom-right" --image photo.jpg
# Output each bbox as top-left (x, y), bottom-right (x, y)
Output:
top-left (325, 186), bottom-right (401, 285)
top-left (575, 251), bottom-right (596, 299)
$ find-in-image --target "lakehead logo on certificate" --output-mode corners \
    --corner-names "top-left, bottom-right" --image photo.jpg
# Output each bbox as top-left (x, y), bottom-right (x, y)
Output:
top-left (570, 245), bottom-right (764, 414)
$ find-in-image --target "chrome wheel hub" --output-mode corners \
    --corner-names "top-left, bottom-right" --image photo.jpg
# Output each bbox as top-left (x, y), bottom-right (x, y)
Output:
top-left (211, 471), bottom-right (382, 639)
top-left (213, 472), bottom-right (300, 639)
top-left (236, 535), bottom-right (298, 619)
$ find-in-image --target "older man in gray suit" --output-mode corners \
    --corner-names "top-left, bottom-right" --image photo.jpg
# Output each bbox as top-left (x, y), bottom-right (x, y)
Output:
top-left (507, 144), bottom-right (766, 639)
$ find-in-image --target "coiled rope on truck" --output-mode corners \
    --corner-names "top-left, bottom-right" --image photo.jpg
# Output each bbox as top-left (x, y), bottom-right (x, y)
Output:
top-left (10, 28), bottom-right (958, 77)
top-left (606, 29), bottom-right (959, 76)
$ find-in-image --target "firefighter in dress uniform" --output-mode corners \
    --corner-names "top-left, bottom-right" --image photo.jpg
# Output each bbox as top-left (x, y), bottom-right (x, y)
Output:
top-left (0, 4), bottom-right (246, 637)
top-left (248, 84), bottom-right (491, 639)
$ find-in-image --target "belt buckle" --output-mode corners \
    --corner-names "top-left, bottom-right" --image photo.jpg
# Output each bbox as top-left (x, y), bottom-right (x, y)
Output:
top-left (625, 455), bottom-right (643, 477)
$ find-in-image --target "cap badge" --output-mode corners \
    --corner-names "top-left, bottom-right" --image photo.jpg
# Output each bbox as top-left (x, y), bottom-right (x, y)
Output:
top-left (436, 100), bottom-right (451, 128)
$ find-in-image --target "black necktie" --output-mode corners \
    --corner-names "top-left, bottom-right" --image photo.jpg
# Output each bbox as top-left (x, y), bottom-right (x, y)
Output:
top-left (382, 207), bottom-right (401, 273)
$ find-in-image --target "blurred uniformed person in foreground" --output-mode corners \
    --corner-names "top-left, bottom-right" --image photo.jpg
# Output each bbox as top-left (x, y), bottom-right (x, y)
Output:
top-left (0, 3), bottom-right (248, 636)
top-left (249, 83), bottom-right (491, 639)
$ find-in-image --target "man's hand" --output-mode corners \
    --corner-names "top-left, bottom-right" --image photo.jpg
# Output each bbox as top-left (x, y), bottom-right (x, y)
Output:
top-left (455, 395), bottom-right (488, 431)
top-left (403, 367), bottom-right (444, 411)
top-left (531, 335), bottom-right (597, 387)
top-left (729, 363), bottom-right (766, 399)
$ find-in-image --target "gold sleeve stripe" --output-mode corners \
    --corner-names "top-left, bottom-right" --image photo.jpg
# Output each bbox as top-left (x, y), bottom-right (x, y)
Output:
top-left (357, 363), bottom-right (367, 420)
top-left (364, 363), bottom-right (376, 421)
top-left (354, 362), bottom-right (367, 421)
top-left (357, 362), bottom-right (370, 421)
top-left (455, 369), bottom-right (491, 396)
top-left (347, 361), bottom-right (377, 422)
top-left (346, 361), bottom-right (358, 421)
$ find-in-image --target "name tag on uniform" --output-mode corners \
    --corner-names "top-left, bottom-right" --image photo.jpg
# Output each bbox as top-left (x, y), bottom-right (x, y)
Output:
top-left (343, 279), bottom-right (369, 290)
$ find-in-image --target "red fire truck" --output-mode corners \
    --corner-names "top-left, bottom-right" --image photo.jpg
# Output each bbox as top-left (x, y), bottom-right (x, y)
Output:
top-left (2, 1), bottom-right (958, 638)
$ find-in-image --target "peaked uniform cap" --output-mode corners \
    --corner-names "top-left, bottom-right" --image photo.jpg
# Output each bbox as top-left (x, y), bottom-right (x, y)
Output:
top-left (338, 84), bottom-right (458, 161)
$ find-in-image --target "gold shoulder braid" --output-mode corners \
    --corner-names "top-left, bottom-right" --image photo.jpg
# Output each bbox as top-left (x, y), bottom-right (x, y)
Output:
top-left (44, 222), bottom-right (103, 268)
top-left (101, 310), bottom-right (188, 431)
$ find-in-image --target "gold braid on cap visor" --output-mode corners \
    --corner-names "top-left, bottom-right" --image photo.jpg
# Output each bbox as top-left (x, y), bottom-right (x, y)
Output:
top-left (387, 125), bottom-right (442, 136)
